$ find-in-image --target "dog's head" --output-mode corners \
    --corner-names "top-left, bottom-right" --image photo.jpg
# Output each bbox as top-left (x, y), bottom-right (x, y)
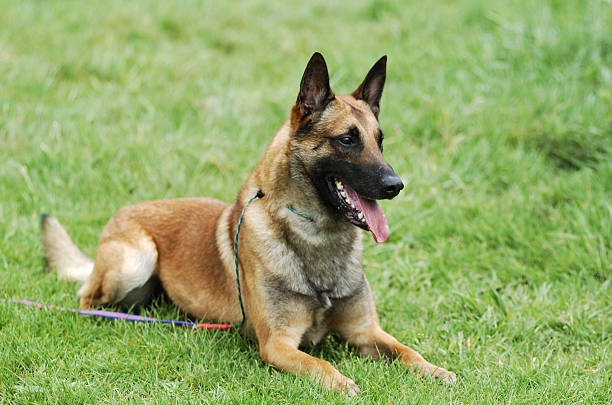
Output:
top-left (289, 52), bottom-right (403, 243)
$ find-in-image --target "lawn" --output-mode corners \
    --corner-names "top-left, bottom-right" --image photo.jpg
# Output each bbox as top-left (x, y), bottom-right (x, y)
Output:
top-left (0, 0), bottom-right (610, 403)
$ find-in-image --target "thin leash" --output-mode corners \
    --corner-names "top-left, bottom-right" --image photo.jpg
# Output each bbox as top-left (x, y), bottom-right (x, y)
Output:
top-left (1, 190), bottom-right (264, 330)
top-left (2, 189), bottom-right (313, 330)
top-left (232, 189), bottom-right (264, 327)
top-left (0, 298), bottom-right (233, 329)
top-left (286, 205), bottom-right (314, 223)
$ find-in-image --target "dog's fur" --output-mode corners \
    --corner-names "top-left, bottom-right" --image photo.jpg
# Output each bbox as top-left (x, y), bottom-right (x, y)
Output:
top-left (42, 53), bottom-right (456, 394)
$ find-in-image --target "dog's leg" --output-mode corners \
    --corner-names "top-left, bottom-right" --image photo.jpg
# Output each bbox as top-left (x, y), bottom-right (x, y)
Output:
top-left (78, 224), bottom-right (158, 310)
top-left (350, 326), bottom-right (456, 383)
top-left (331, 291), bottom-right (456, 384)
top-left (247, 291), bottom-right (361, 396)
top-left (259, 332), bottom-right (361, 396)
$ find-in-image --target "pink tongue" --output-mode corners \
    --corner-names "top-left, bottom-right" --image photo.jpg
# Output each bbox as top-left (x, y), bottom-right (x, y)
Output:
top-left (344, 186), bottom-right (390, 243)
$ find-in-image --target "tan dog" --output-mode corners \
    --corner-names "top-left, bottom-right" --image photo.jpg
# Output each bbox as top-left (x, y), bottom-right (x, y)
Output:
top-left (42, 53), bottom-right (456, 395)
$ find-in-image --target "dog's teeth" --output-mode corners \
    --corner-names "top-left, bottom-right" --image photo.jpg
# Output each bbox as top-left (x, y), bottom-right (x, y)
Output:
top-left (357, 212), bottom-right (364, 220)
top-left (336, 182), bottom-right (344, 190)
top-left (340, 190), bottom-right (347, 198)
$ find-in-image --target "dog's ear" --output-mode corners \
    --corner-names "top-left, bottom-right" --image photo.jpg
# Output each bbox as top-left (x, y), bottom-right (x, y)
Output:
top-left (298, 52), bottom-right (334, 115)
top-left (352, 55), bottom-right (387, 117)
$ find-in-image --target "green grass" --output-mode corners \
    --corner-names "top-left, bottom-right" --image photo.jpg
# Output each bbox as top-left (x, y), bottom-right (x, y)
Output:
top-left (1, 0), bottom-right (611, 403)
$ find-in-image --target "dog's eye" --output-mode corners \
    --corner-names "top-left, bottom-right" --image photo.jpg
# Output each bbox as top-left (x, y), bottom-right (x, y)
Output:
top-left (336, 127), bottom-right (359, 147)
top-left (338, 136), bottom-right (354, 146)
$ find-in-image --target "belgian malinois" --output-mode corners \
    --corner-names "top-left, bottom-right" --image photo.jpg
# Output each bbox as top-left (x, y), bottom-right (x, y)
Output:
top-left (42, 53), bottom-right (456, 395)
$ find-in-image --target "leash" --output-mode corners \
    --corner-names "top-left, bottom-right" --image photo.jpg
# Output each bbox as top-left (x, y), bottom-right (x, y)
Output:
top-left (286, 205), bottom-right (314, 223)
top-left (2, 190), bottom-right (266, 331)
top-left (3, 189), bottom-right (312, 331)
top-left (0, 298), bottom-right (233, 329)
top-left (232, 189), bottom-right (264, 328)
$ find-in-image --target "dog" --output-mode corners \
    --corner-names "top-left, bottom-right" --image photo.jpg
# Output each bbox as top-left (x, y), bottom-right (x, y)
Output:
top-left (41, 53), bottom-right (456, 395)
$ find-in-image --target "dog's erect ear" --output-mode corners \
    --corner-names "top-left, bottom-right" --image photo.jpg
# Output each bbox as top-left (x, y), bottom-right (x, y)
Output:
top-left (298, 52), bottom-right (334, 115)
top-left (352, 55), bottom-right (387, 117)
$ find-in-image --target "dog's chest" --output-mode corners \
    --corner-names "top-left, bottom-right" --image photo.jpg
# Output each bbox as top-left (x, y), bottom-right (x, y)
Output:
top-left (260, 221), bottom-right (365, 347)
top-left (262, 222), bottom-right (364, 301)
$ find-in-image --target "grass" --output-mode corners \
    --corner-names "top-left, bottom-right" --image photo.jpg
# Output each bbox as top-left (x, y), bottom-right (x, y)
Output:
top-left (0, 0), bottom-right (610, 403)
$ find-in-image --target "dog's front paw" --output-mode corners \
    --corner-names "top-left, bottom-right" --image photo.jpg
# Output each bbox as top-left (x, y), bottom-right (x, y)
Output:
top-left (430, 367), bottom-right (456, 384)
top-left (330, 373), bottom-right (362, 396)
top-left (413, 362), bottom-right (457, 384)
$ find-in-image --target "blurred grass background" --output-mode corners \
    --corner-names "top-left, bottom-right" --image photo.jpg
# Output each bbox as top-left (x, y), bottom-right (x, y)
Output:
top-left (0, 0), bottom-right (610, 403)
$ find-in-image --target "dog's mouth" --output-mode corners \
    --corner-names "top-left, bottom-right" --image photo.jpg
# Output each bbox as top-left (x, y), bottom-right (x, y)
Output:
top-left (327, 177), bottom-right (390, 243)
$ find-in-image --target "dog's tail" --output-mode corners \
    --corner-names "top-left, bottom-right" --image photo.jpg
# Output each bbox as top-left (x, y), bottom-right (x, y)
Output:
top-left (41, 214), bottom-right (94, 283)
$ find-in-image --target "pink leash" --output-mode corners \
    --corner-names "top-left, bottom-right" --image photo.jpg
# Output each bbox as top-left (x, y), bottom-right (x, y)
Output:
top-left (1, 298), bottom-right (234, 330)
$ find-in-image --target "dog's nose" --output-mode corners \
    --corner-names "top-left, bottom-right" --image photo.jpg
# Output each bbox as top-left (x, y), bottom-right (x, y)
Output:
top-left (381, 174), bottom-right (404, 198)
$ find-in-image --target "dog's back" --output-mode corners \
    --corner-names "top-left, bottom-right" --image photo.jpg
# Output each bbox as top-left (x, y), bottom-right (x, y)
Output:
top-left (41, 197), bottom-right (243, 321)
